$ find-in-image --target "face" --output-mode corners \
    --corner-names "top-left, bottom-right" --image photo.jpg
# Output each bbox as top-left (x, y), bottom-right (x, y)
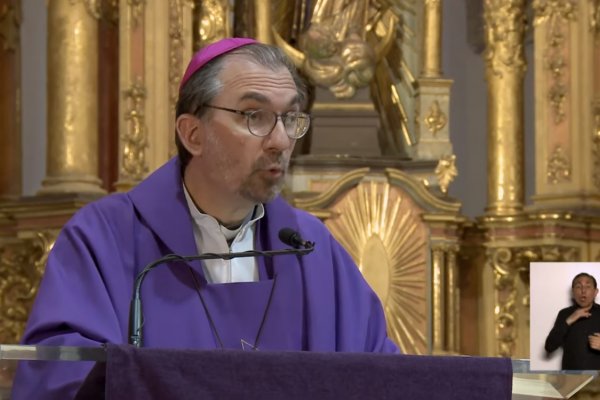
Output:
top-left (197, 55), bottom-right (299, 206)
top-left (572, 276), bottom-right (598, 308)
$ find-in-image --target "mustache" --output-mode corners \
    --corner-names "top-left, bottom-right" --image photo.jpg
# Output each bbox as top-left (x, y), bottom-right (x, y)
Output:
top-left (253, 153), bottom-right (289, 170)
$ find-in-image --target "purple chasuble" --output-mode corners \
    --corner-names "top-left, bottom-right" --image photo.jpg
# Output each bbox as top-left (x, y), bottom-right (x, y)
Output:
top-left (12, 158), bottom-right (398, 400)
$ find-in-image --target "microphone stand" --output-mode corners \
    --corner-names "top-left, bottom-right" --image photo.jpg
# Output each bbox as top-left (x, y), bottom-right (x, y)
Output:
top-left (129, 245), bottom-right (314, 347)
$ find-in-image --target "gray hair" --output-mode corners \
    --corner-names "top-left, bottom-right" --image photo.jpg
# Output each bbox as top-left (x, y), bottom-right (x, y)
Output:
top-left (175, 43), bottom-right (307, 168)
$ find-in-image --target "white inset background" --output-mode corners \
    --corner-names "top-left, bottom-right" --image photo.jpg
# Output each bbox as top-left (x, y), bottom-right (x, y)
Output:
top-left (530, 262), bottom-right (600, 371)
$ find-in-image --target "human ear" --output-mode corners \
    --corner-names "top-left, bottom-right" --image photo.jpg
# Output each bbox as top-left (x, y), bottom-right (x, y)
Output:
top-left (176, 114), bottom-right (204, 156)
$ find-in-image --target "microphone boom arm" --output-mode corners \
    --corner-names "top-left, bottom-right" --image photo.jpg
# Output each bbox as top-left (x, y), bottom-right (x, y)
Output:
top-left (129, 244), bottom-right (314, 347)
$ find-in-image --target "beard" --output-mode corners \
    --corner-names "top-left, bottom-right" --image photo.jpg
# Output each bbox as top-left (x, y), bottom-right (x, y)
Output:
top-left (238, 153), bottom-right (289, 203)
top-left (204, 126), bottom-right (293, 204)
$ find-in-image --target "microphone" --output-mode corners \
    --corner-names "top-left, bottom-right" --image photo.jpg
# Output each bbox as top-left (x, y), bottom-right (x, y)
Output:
top-left (278, 228), bottom-right (314, 249)
top-left (128, 228), bottom-right (315, 347)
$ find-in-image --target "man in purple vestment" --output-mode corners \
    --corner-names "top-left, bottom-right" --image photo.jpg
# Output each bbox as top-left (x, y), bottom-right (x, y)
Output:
top-left (12, 38), bottom-right (399, 400)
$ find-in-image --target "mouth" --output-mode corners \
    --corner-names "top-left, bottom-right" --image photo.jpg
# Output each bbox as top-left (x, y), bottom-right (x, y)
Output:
top-left (255, 155), bottom-right (288, 180)
top-left (257, 165), bottom-right (284, 178)
top-left (266, 167), bottom-right (284, 178)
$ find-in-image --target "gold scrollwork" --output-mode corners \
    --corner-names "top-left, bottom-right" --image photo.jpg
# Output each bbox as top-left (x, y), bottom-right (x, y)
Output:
top-left (483, 0), bottom-right (527, 77)
top-left (491, 246), bottom-right (537, 356)
top-left (0, 3), bottom-right (20, 52)
top-left (434, 154), bottom-right (458, 195)
top-left (127, 0), bottom-right (146, 27)
top-left (533, 0), bottom-right (577, 124)
top-left (547, 145), bottom-right (571, 184)
top-left (533, 0), bottom-right (578, 24)
top-left (0, 232), bottom-right (57, 343)
top-left (196, 0), bottom-right (229, 46)
top-left (490, 247), bottom-right (519, 357)
top-left (122, 78), bottom-right (149, 181)
top-left (590, 0), bottom-right (600, 37)
top-left (100, 0), bottom-right (119, 23)
top-left (424, 100), bottom-right (447, 135)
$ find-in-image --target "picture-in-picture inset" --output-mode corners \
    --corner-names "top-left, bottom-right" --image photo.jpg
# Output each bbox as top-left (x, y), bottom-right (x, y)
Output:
top-left (530, 262), bottom-right (600, 371)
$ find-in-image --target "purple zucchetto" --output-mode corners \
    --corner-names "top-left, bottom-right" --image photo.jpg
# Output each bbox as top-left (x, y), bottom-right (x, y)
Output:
top-left (179, 37), bottom-right (258, 92)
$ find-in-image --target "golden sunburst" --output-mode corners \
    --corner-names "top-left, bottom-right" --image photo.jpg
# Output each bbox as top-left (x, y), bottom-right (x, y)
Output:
top-left (326, 181), bottom-right (429, 354)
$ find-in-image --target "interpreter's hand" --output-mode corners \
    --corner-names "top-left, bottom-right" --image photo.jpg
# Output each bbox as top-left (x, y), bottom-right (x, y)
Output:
top-left (566, 308), bottom-right (592, 325)
top-left (589, 333), bottom-right (600, 350)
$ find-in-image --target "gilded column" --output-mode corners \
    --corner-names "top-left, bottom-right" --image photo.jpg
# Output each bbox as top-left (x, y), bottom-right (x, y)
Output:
top-left (483, 0), bottom-right (527, 215)
top-left (40, 0), bottom-right (104, 195)
top-left (422, 0), bottom-right (442, 78)
top-left (0, 0), bottom-right (21, 199)
top-left (431, 244), bottom-right (446, 353)
top-left (253, 0), bottom-right (273, 44)
top-left (446, 245), bottom-right (459, 352)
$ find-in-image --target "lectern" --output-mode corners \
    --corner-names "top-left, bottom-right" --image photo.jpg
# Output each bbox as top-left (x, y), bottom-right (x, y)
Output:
top-left (0, 344), bottom-right (596, 399)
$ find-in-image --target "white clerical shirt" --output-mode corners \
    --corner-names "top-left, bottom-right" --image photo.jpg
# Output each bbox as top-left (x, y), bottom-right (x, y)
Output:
top-left (183, 184), bottom-right (264, 284)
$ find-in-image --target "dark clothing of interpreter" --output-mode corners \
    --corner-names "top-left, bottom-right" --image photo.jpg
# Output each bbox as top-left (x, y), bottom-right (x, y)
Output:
top-left (545, 303), bottom-right (600, 370)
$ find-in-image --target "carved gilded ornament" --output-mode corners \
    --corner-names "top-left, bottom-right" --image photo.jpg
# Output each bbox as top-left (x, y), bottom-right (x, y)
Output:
top-left (424, 100), bottom-right (447, 135)
top-left (483, 0), bottom-right (527, 77)
top-left (273, 1), bottom-right (397, 98)
top-left (434, 154), bottom-right (457, 195)
top-left (533, 0), bottom-right (577, 124)
top-left (489, 247), bottom-right (519, 357)
top-left (325, 181), bottom-right (429, 354)
top-left (196, 0), bottom-right (229, 45)
top-left (0, 3), bottom-right (20, 52)
top-left (69, 0), bottom-right (102, 20)
top-left (127, 0), bottom-right (146, 27)
top-left (490, 245), bottom-right (578, 357)
top-left (533, 0), bottom-right (578, 23)
top-left (591, 0), bottom-right (600, 37)
top-left (122, 79), bottom-right (149, 181)
top-left (546, 145), bottom-right (571, 184)
top-left (95, 0), bottom-right (119, 23)
top-left (0, 233), bottom-right (56, 343)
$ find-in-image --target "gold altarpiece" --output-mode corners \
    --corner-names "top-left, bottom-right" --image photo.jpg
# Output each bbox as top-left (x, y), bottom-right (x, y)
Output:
top-left (1, 2), bottom-right (600, 393)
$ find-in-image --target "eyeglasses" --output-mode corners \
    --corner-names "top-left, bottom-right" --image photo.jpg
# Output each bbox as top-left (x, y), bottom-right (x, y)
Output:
top-left (203, 105), bottom-right (311, 139)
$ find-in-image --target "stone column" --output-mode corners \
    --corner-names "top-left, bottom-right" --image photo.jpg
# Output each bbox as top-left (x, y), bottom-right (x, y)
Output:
top-left (39, 0), bottom-right (104, 195)
top-left (482, 0), bottom-right (527, 216)
top-left (412, 0), bottom-right (453, 167)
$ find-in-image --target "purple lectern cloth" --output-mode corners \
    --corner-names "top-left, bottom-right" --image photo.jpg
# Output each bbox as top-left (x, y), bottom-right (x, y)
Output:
top-left (12, 157), bottom-right (398, 400)
top-left (104, 344), bottom-right (513, 400)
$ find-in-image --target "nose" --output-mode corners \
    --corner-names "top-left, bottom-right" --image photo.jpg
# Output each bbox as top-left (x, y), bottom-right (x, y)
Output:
top-left (264, 118), bottom-right (293, 151)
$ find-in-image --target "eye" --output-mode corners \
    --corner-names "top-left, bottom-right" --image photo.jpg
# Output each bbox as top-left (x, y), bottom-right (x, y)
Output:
top-left (248, 110), bottom-right (269, 124)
